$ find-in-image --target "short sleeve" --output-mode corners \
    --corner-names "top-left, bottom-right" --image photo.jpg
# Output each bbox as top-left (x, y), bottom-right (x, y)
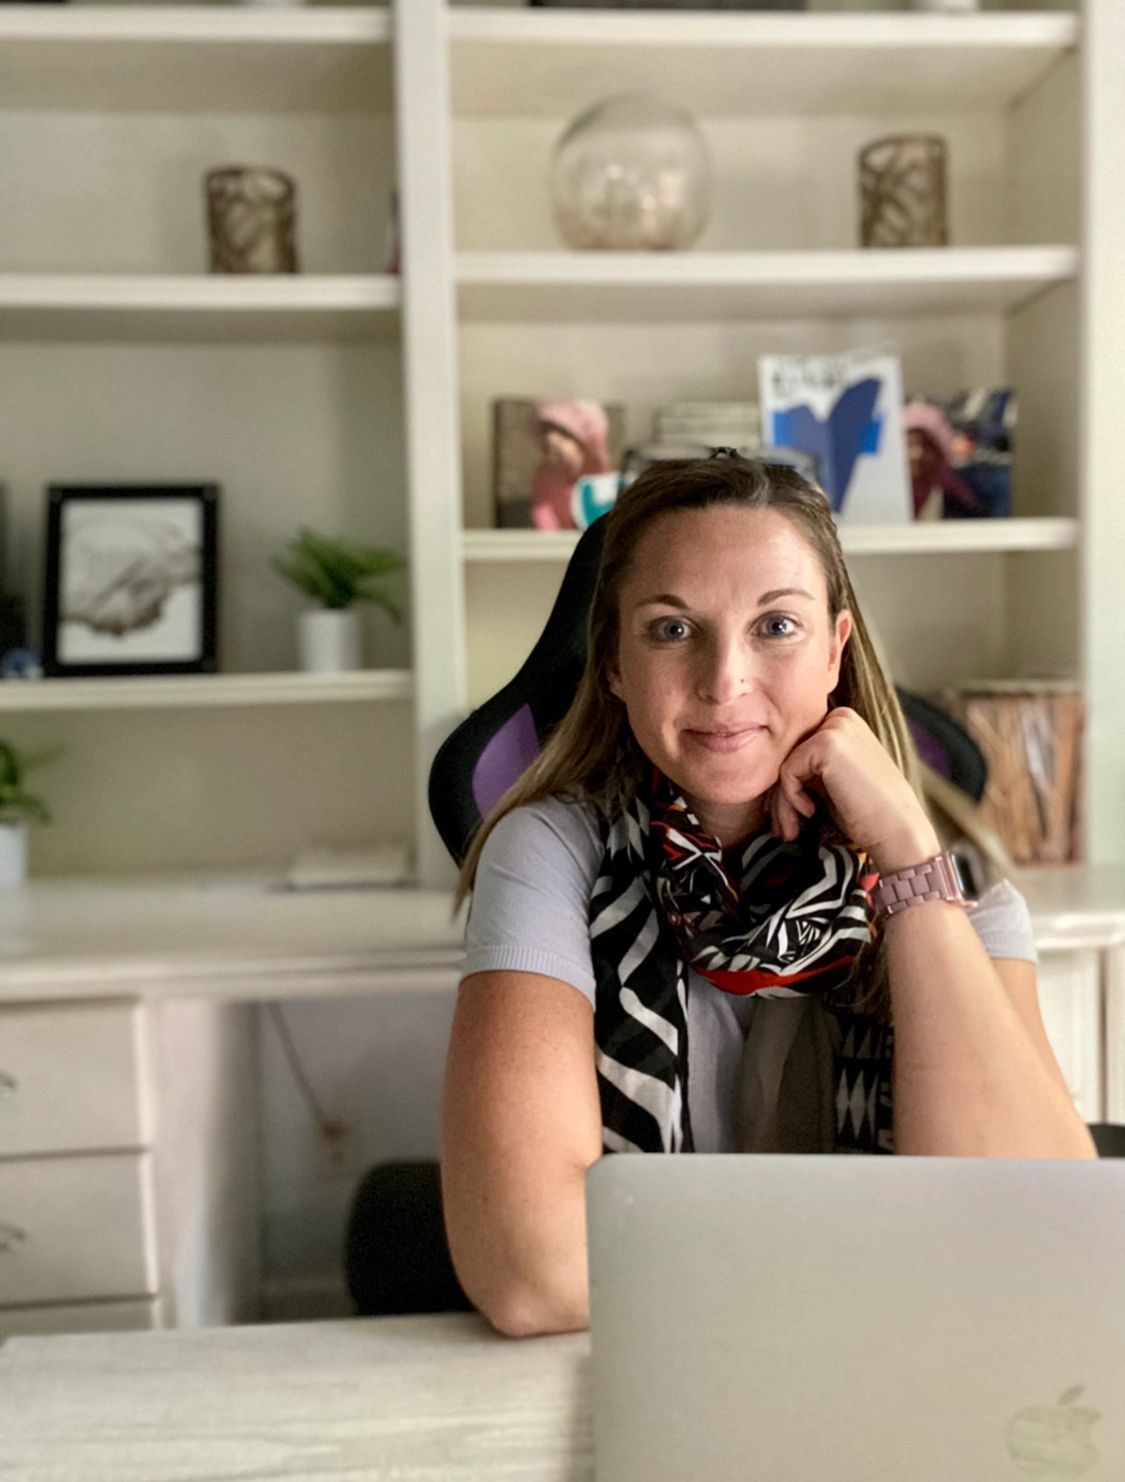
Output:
top-left (967, 879), bottom-right (1038, 965)
top-left (461, 797), bottom-right (602, 1004)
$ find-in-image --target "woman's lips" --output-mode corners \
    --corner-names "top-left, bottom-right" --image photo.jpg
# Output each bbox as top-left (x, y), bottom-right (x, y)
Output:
top-left (683, 726), bottom-right (764, 754)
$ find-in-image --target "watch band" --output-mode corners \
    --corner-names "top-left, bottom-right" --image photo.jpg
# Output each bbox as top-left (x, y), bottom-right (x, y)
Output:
top-left (872, 850), bottom-right (968, 922)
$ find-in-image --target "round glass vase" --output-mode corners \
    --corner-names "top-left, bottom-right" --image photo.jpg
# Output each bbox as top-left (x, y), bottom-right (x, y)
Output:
top-left (549, 93), bottom-right (712, 251)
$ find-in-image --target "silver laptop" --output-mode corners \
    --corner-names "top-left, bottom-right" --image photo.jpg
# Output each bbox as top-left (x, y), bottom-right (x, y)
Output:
top-left (586, 1154), bottom-right (1125, 1482)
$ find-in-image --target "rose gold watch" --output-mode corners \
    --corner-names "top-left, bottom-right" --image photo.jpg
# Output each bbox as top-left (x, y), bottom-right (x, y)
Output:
top-left (872, 850), bottom-right (972, 923)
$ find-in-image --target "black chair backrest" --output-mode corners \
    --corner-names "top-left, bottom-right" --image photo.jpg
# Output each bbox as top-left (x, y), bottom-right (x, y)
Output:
top-left (429, 516), bottom-right (986, 866)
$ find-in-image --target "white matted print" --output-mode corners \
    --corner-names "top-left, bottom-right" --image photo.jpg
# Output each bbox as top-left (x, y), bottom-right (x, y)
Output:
top-left (44, 485), bottom-right (218, 677)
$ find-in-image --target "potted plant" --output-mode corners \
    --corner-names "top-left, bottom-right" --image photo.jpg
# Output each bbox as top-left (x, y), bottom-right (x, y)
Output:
top-left (0, 741), bottom-right (52, 889)
top-left (272, 528), bottom-right (405, 674)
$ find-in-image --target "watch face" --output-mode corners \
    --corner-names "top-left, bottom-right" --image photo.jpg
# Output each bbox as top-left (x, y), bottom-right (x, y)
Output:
top-left (948, 849), bottom-right (980, 903)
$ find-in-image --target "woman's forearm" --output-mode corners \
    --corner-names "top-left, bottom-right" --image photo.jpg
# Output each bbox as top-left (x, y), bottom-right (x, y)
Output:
top-left (443, 1157), bottom-right (591, 1337)
top-left (885, 901), bottom-right (1096, 1159)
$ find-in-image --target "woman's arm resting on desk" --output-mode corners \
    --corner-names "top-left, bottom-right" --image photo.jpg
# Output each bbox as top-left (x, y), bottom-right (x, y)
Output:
top-left (887, 903), bottom-right (1097, 1160)
top-left (442, 970), bottom-right (603, 1337)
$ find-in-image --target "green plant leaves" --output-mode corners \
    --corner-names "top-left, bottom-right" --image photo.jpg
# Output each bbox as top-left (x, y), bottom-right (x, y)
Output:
top-left (271, 528), bottom-right (405, 616)
top-left (0, 742), bottom-right (53, 824)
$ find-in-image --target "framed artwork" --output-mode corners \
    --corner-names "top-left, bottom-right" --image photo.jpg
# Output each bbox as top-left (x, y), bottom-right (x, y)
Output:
top-left (43, 484), bottom-right (219, 678)
top-left (758, 348), bottom-right (911, 525)
top-left (493, 397), bottom-right (626, 531)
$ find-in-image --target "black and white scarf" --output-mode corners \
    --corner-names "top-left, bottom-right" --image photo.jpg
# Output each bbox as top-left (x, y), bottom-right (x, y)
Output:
top-left (589, 771), bottom-right (895, 1156)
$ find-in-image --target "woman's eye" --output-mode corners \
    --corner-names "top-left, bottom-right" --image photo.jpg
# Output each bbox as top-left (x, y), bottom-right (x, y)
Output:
top-left (649, 617), bottom-right (691, 643)
top-left (760, 614), bottom-right (799, 638)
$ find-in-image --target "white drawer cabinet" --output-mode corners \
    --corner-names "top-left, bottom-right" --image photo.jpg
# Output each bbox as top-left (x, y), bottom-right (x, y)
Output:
top-left (0, 997), bottom-right (259, 1337)
top-left (0, 1002), bottom-right (148, 1156)
top-left (0, 1153), bottom-right (157, 1306)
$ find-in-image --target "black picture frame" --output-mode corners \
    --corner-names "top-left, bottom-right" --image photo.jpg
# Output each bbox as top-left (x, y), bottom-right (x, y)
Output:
top-left (43, 484), bottom-right (219, 678)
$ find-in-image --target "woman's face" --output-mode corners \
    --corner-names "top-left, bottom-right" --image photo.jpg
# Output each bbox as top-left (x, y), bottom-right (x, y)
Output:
top-left (609, 504), bottom-right (852, 846)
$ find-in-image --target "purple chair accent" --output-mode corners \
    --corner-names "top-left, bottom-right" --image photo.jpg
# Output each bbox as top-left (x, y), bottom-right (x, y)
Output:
top-left (907, 720), bottom-right (954, 783)
top-left (471, 703), bottom-right (540, 817)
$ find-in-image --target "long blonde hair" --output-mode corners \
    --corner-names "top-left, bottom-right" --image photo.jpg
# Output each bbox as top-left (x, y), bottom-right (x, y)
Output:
top-left (458, 454), bottom-right (1004, 1018)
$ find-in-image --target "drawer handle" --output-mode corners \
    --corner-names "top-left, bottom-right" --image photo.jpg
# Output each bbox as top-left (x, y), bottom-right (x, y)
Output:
top-left (0, 1224), bottom-right (26, 1253)
top-left (0, 1071), bottom-right (17, 1099)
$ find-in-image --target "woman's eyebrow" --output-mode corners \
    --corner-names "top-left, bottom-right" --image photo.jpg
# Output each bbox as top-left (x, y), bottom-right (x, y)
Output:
top-left (756, 587), bottom-right (815, 605)
top-left (633, 593), bottom-right (689, 610)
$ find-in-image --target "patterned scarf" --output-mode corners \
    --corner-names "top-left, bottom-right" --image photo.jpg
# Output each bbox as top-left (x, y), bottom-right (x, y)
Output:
top-left (589, 771), bottom-right (895, 1156)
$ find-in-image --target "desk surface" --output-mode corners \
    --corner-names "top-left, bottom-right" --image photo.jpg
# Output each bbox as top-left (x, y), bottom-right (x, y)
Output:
top-left (0, 861), bottom-right (1121, 1005)
top-left (0, 875), bottom-right (466, 1003)
top-left (0, 1313), bottom-right (593, 1482)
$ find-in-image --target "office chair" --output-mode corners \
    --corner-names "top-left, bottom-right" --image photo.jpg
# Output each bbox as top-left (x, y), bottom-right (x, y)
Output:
top-left (345, 510), bottom-right (996, 1317)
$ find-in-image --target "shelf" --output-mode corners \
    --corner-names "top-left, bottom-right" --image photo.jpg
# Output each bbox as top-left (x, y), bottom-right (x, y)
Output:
top-left (0, 275), bottom-right (401, 344)
top-left (456, 248), bottom-right (1078, 323)
top-left (463, 520), bottom-right (1079, 563)
top-left (449, 9), bottom-right (1079, 118)
top-left (0, 670), bottom-right (413, 714)
top-left (0, 5), bottom-right (393, 113)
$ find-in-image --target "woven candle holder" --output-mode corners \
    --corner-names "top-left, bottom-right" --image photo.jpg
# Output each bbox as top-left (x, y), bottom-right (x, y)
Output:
top-left (859, 135), bottom-right (948, 249)
top-left (206, 166), bottom-right (299, 274)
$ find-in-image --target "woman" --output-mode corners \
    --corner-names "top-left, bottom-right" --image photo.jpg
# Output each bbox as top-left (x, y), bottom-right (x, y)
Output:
top-left (443, 454), bottom-right (1095, 1340)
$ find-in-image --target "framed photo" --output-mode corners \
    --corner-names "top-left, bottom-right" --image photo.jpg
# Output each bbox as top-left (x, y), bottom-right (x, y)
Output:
top-left (493, 397), bottom-right (626, 530)
top-left (43, 484), bottom-right (219, 678)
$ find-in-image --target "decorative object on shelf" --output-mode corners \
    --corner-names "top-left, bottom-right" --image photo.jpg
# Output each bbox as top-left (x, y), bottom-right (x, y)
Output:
top-left (758, 348), bottom-right (911, 524)
top-left (383, 188), bottom-right (401, 276)
top-left (284, 840), bottom-right (413, 892)
top-left (654, 401), bottom-right (762, 450)
top-left (617, 439), bottom-right (817, 491)
top-left (903, 388), bottom-right (1014, 520)
top-left (0, 740), bottom-right (53, 891)
top-left (549, 94), bottom-right (712, 251)
top-left (205, 166), bottom-right (299, 274)
top-left (859, 135), bottom-right (948, 249)
top-left (43, 485), bottom-right (219, 679)
top-left (272, 528), bottom-right (404, 674)
top-left (941, 681), bottom-right (1084, 865)
top-left (0, 648), bottom-right (42, 681)
top-left (493, 398), bottom-right (626, 530)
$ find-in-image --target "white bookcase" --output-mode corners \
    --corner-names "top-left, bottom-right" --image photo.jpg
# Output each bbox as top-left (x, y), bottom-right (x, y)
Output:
top-left (0, 0), bottom-right (1121, 890)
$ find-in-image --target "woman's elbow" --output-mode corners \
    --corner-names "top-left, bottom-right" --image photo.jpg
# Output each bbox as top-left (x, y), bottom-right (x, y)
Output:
top-left (478, 1280), bottom-right (589, 1339)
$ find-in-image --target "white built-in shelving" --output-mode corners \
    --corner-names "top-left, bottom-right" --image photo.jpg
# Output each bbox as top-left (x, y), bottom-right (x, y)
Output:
top-left (0, 275), bottom-right (401, 344)
top-left (456, 248), bottom-right (1079, 323)
top-left (0, 670), bottom-right (412, 715)
top-left (448, 9), bottom-right (1079, 117)
top-left (0, 6), bottom-right (393, 113)
top-left (462, 518), bottom-right (1079, 564)
top-left (3, 0), bottom-right (1124, 883)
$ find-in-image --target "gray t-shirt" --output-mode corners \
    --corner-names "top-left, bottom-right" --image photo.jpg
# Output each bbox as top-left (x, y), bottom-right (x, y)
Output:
top-left (462, 795), bottom-right (1038, 1154)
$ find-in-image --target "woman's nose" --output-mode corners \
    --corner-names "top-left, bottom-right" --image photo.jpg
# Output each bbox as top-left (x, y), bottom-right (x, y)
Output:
top-left (694, 639), bottom-right (751, 705)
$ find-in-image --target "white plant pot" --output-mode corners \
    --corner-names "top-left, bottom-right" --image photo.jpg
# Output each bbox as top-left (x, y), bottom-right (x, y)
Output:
top-left (0, 822), bottom-right (29, 889)
top-left (298, 608), bottom-right (362, 674)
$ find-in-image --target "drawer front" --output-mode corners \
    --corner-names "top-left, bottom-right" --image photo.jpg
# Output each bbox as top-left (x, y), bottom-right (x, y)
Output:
top-left (1037, 949), bottom-right (1102, 1124)
top-left (0, 1297), bottom-right (159, 1338)
top-left (0, 1153), bottom-right (157, 1306)
top-left (0, 1002), bottom-right (147, 1156)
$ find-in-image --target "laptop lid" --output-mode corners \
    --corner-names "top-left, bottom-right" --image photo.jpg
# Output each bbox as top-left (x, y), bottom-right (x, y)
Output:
top-left (587, 1154), bottom-right (1125, 1482)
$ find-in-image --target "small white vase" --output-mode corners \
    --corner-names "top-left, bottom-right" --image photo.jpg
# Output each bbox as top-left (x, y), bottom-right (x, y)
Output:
top-left (298, 608), bottom-right (362, 674)
top-left (0, 822), bottom-right (28, 889)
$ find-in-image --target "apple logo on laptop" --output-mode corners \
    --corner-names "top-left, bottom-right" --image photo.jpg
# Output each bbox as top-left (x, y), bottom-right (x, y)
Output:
top-left (1005, 1387), bottom-right (1102, 1476)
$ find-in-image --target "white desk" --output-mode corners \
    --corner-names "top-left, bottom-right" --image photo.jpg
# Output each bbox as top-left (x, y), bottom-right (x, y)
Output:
top-left (0, 878), bottom-right (465, 1337)
top-left (0, 865), bottom-right (1122, 1337)
top-left (0, 1313), bottom-right (592, 1482)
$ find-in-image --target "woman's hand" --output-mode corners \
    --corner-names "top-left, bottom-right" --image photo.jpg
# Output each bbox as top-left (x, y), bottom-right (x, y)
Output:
top-left (767, 706), bottom-right (940, 874)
